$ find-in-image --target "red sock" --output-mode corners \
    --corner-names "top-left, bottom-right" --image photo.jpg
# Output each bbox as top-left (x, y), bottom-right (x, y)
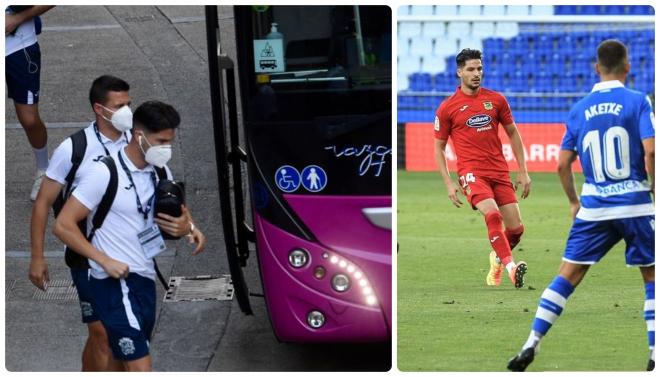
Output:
top-left (484, 210), bottom-right (513, 265)
top-left (505, 224), bottom-right (525, 250)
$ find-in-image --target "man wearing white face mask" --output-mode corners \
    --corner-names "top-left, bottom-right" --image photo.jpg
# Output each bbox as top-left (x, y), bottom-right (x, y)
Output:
top-left (30, 75), bottom-right (133, 371)
top-left (54, 100), bottom-right (206, 372)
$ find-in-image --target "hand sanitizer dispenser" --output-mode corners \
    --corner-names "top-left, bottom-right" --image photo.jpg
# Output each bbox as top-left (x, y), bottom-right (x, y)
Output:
top-left (266, 23), bottom-right (284, 40)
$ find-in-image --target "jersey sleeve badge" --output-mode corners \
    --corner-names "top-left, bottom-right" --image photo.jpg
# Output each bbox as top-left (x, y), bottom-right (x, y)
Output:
top-left (434, 115), bottom-right (440, 131)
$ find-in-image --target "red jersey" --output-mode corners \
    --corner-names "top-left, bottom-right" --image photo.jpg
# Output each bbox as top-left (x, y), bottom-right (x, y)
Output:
top-left (434, 86), bottom-right (515, 177)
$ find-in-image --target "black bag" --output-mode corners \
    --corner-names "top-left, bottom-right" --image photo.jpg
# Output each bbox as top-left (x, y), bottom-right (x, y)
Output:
top-left (154, 179), bottom-right (185, 240)
top-left (52, 129), bottom-right (91, 269)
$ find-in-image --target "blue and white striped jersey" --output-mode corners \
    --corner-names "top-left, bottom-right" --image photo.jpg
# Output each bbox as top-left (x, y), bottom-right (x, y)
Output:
top-left (561, 80), bottom-right (655, 221)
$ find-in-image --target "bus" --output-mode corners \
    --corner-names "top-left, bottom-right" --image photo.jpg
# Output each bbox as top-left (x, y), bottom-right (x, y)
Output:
top-left (205, 5), bottom-right (392, 342)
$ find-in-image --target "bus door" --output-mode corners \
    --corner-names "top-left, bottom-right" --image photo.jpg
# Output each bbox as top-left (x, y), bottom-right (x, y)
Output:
top-left (210, 5), bottom-right (392, 342)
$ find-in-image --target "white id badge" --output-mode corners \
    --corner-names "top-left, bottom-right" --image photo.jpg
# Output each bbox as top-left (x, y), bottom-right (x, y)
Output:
top-left (138, 225), bottom-right (167, 259)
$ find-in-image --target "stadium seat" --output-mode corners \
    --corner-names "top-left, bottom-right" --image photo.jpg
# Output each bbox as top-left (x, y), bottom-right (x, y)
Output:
top-left (409, 73), bottom-right (431, 91)
top-left (422, 22), bottom-right (446, 38)
top-left (458, 5), bottom-right (482, 16)
top-left (483, 5), bottom-right (506, 16)
top-left (473, 22), bottom-right (496, 38)
top-left (398, 37), bottom-right (410, 56)
top-left (604, 5), bottom-right (625, 15)
top-left (399, 22), bottom-right (422, 38)
top-left (398, 72), bottom-right (410, 91)
top-left (554, 5), bottom-right (577, 15)
top-left (399, 56), bottom-right (421, 75)
top-left (495, 22), bottom-right (519, 39)
top-left (435, 36), bottom-right (458, 57)
top-left (505, 5), bottom-right (530, 16)
top-left (447, 22), bottom-right (471, 38)
top-left (579, 5), bottom-right (601, 14)
top-left (410, 37), bottom-right (434, 57)
top-left (435, 5), bottom-right (458, 16)
top-left (397, 6), bottom-right (410, 16)
top-left (458, 36), bottom-right (483, 52)
top-left (530, 6), bottom-right (554, 15)
top-left (410, 5), bottom-right (435, 16)
top-left (422, 55), bottom-right (448, 74)
top-left (629, 5), bottom-right (653, 15)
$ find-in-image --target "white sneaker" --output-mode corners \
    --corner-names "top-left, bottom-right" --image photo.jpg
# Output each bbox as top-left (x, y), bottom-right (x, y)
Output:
top-left (30, 170), bottom-right (46, 202)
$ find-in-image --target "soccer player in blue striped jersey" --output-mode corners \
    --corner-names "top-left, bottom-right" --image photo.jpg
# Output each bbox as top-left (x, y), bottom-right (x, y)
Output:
top-left (508, 39), bottom-right (655, 371)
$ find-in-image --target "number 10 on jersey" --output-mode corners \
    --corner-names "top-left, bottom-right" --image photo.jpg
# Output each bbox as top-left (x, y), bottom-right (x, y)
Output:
top-left (582, 126), bottom-right (631, 183)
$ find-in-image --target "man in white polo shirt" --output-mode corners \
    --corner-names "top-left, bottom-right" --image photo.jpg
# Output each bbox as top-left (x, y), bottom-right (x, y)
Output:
top-left (53, 101), bottom-right (206, 372)
top-left (30, 75), bottom-right (133, 371)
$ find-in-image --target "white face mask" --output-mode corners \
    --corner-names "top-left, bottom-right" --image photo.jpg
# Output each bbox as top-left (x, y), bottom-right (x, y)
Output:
top-left (100, 104), bottom-right (133, 132)
top-left (139, 132), bottom-right (172, 168)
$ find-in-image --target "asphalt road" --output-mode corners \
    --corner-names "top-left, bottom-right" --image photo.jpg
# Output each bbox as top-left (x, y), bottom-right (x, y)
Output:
top-left (4, 6), bottom-right (391, 372)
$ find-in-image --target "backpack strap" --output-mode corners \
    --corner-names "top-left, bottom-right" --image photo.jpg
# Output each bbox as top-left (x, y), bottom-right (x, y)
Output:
top-left (54, 128), bottom-right (87, 217)
top-left (154, 166), bottom-right (167, 181)
top-left (86, 156), bottom-right (118, 242)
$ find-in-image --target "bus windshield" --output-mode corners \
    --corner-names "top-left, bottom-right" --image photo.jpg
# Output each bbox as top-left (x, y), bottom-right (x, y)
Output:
top-left (248, 5), bottom-right (391, 93)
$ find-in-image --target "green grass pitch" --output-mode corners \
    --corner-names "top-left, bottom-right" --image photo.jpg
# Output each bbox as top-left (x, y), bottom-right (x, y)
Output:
top-left (397, 171), bottom-right (651, 371)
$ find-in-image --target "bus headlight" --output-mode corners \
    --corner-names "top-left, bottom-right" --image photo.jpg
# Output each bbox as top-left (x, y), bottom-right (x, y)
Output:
top-left (331, 274), bottom-right (351, 292)
top-left (307, 310), bottom-right (325, 329)
top-left (288, 248), bottom-right (309, 268)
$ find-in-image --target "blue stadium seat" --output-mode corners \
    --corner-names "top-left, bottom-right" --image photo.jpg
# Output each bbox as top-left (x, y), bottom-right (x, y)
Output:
top-left (580, 5), bottom-right (601, 15)
top-left (629, 5), bottom-right (654, 15)
top-left (409, 73), bottom-right (432, 91)
top-left (554, 5), bottom-right (577, 15)
top-left (604, 5), bottom-right (626, 14)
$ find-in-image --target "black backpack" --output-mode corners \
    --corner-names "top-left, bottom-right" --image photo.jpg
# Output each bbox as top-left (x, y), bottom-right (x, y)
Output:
top-left (52, 129), bottom-right (95, 269)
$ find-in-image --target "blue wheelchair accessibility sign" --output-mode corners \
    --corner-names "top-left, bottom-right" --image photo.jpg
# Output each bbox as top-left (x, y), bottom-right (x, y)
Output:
top-left (275, 165), bottom-right (300, 193)
top-left (301, 165), bottom-right (327, 192)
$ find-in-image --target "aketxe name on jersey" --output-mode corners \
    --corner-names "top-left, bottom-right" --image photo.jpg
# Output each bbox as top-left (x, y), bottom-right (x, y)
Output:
top-left (561, 80), bottom-right (654, 221)
top-left (584, 102), bottom-right (623, 121)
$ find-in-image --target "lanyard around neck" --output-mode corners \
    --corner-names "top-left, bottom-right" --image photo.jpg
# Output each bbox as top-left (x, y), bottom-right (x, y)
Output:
top-left (93, 122), bottom-right (128, 156)
top-left (117, 150), bottom-right (156, 221)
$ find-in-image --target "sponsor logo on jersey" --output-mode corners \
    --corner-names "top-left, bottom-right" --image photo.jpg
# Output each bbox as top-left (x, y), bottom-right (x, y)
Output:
top-left (483, 101), bottom-right (493, 110)
top-left (434, 116), bottom-right (440, 131)
top-left (465, 114), bottom-right (492, 128)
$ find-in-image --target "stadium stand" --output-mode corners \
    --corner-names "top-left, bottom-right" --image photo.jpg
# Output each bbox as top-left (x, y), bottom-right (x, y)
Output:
top-left (398, 5), bottom-right (655, 123)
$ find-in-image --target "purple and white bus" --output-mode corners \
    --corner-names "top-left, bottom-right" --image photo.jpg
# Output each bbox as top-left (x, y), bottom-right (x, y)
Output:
top-left (206, 5), bottom-right (392, 342)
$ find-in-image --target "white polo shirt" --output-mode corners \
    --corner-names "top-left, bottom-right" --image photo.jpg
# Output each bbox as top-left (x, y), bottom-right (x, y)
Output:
top-left (5, 8), bottom-right (38, 56)
top-left (46, 122), bottom-right (131, 189)
top-left (72, 147), bottom-right (172, 281)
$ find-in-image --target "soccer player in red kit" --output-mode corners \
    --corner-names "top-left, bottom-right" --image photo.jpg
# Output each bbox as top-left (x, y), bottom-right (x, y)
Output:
top-left (434, 48), bottom-right (532, 288)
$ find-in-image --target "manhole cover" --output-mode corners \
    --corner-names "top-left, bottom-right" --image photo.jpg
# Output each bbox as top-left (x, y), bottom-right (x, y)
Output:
top-left (32, 279), bottom-right (78, 301)
top-left (164, 275), bottom-right (234, 302)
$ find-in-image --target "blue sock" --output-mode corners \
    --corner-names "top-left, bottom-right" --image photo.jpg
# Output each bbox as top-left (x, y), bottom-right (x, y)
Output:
top-left (532, 275), bottom-right (575, 335)
top-left (645, 281), bottom-right (655, 355)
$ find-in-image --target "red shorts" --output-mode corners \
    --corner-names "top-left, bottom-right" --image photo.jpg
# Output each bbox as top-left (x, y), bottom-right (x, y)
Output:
top-left (457, 171), bottom-right (517, 209)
